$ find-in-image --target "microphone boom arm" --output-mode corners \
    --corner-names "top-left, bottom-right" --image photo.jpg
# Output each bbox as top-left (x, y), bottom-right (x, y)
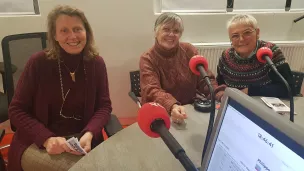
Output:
top-left (265, 59), bottom-right (295, 122)
top-left (197, 65), bottom-right (216, 165)
top-left (151, 120), bottom-right (198, 171)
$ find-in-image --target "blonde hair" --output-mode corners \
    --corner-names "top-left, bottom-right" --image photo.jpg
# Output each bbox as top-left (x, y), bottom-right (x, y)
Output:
top-left (227, 14), bottom-right (258, 30)
top-left (154, 12), bottom-right (184, 34)
top-left (45, 5), bottom-right (98, 60)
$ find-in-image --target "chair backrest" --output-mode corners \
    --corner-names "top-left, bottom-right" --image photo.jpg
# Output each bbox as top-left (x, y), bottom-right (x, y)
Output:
top-left (292, 71), bottom-right (304, 96)
top-left (1, 32), bottom-right (47, 105)
top-left (129, 70), bottom-right (141, 97)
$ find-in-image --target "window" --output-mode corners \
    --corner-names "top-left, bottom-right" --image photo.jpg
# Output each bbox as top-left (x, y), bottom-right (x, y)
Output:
top-left (233, 0), bottom-right (286, 12)
top-left (161, 0), bottom-right (227, 13)
top-left (157, 0), bottom-right (304, 13)
top-left (291, 0), bottom-right (304, 11)
top-left (0, 0), bottom-right (39, 15)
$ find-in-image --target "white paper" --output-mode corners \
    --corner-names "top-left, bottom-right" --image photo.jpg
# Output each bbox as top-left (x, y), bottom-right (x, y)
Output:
top-left (261, 97), bottom-right (297, 115)
top-left (66, 137), bottom-right (87, 155)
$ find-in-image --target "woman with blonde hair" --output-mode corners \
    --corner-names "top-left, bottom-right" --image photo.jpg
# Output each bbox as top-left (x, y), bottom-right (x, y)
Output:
top-left (216, 14), bottom-right (295, 97)
top-left (8, 5), bottom-right (112, 171)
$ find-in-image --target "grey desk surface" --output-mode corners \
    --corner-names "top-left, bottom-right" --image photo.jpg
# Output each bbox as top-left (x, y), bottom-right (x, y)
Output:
top-left (69, 97), bottom-right (304, 171)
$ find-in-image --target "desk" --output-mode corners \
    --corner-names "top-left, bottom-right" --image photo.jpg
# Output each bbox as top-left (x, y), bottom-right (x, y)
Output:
top-left (253, 96), bottom-right (304, 125)
top-left (69, 97), bottom-right (304, 171)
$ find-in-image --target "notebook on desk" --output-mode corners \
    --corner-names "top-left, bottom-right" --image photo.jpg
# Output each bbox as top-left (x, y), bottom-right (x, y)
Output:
top-left (200, 88), bottom-right (304, 171)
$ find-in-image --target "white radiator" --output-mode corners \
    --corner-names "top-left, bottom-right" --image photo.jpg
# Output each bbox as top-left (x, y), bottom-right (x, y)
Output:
top-left (193, 41), bottom-right (304, 75)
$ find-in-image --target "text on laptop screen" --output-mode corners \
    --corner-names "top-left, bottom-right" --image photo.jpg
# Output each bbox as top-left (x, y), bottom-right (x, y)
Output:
top-left (206, 99), bottom-right (304, 171)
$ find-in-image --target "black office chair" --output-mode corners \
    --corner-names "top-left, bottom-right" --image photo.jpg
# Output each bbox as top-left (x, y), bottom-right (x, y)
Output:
top-left (2, 32), bottom-right (122, 136)
top-left (128, 70), bottom-right (142, 107)
top-left (0, 63), bottom-right (17, 93)
top-left (0, 92), bottom-right (8, 170)
top-left (292, 71), bottom-right (304, 96)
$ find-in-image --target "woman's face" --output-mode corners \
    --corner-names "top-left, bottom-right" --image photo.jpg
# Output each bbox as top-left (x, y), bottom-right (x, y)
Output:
top-left (229, 23), bottom-right (260, 58)
top-left (155, 22), bottom-right (182, 50)
top-left (55, 15), bottom-right (87, 54)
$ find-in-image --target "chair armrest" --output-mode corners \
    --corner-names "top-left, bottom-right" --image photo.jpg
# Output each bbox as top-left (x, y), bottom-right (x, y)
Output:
top-left (0, 93), bottom-right (8, 123)
top-left (104, 114), bottom-right (123, 137)
top-left (0, 129), bottom-right (5, 142)
top-left (128, 91), bottom-right (142, 108)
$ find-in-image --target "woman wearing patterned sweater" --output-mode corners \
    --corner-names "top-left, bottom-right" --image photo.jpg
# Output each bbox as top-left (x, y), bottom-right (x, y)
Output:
top-left (140, 12), bottom-right (226, 124)
top-left (217, 14), bottom-right (295, 98)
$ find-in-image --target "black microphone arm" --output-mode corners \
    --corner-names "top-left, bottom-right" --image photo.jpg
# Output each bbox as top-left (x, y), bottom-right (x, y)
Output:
top-left (265, 57), bottom-right (295, 122)
top-left (197, 64), bottom-right (216, 165)
top-left (151, 120), bottom-right (198, 171)
top-left (293, 15), bottom-right (304, 23)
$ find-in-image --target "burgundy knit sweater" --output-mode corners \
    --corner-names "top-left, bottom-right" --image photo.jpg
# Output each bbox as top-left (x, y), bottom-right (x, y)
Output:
top-left (140, 41), bottom-right (226, 112)
top-left (8, 50), bottom-right (112, 171)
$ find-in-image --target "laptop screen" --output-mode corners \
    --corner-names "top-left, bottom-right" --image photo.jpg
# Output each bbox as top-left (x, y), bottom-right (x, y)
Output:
top-left (206, 99), bottom-right (304, 171)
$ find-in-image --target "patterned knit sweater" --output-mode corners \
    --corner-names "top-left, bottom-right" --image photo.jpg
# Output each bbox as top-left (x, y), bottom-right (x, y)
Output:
top-left (140, 41), bottom-right (226, 112)
top-left (217, 40), bottom-right (295, 98)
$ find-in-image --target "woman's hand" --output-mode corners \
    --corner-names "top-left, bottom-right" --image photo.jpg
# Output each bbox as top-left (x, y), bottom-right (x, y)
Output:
top-left (79, 132), bottom-right (93, 153)
top-left (43, 137), bottom-right (70, 155)
top-left (67, 132), bottom-right (93, 156)
top-left (171, 104), bottom-right (187, 124)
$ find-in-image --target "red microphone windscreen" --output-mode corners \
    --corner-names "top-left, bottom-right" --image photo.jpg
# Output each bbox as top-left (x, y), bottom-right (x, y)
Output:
top-left (137, 102), bottom-right (171, 138)
top-left (189, 55), bottom-right (209, 76)
top-left (256, 47), bottom-right (273, 64)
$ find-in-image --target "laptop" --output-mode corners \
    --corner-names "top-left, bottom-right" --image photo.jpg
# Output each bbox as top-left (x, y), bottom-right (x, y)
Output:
top-left (200, 88), bottom-right (304, 171)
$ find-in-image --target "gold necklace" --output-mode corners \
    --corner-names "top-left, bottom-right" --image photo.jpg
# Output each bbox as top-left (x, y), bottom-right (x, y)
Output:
top-left (61, 59), bottom-right (81, 82)
top-left (57, 57), bottom-right (87, 120)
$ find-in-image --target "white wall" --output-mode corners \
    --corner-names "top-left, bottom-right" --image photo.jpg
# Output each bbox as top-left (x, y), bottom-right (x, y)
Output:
top-left (0, 0), bottom-right (303, 122)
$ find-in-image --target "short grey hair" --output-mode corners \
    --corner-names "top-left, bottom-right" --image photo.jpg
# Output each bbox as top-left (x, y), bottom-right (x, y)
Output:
top-left (227, 14), bottom-right (258, 30)
top-left (154, 12), bottom-right (184, 34)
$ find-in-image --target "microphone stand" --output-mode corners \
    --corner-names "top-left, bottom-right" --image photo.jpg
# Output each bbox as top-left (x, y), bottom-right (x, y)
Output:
top-left (137, 102), bottom-right (197, 170)
top-left (151, 120), bottom-right (198, 171)
top-left (265, 58), bottom-right (294, 122)
top-left (197, 65), bottom-right (216, 165)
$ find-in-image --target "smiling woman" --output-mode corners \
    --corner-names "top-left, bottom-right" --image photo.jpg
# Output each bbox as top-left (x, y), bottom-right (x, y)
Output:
top-left (139, 12), bottom-right (226, 125)
top-left (55, 15), bottom-right (87, 55)
top-left (216, 14), bottom-right (295, 98)
top-left (8, 5), bottom-right (112, 171)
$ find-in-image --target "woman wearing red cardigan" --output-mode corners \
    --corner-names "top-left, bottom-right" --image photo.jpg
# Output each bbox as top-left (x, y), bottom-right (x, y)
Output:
top-left (8, 5), bottom-right (112, 171)
top-left (140, 12), bottom-right (226, 125)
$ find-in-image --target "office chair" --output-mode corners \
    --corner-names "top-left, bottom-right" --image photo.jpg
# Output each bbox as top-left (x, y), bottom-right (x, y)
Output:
top-left (0, 63), bottom-right (17, 93)
top-left (1, 32), bottom-right (122, 139)
top-left (2, 32), bottom-right (48, 133)
top-left (291, 71), bottom-right (304, 97)
top-left (0, 93), bottom-right (8, 171)
top-left (128, 70), bottom-right (142, 107)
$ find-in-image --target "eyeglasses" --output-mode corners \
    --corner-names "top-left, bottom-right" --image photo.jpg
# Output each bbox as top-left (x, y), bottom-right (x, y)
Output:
top-left (59, 88), bottom-right (83, 120)
top-left (161, 27), bottom-right (181, 35)
top-left (230, 29), bottom-right (256, 41)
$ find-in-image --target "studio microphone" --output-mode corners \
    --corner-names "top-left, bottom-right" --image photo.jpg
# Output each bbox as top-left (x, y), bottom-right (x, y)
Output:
top-left (189, 56), bottom-right (216, 164)
top-left (137, 102), bottom-right (198, 171)
top-left (256, 47), bottom-right (295, 122)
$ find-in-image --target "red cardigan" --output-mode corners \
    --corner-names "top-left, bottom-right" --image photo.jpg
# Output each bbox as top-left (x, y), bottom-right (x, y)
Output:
top-left (7, 51), bottom-right (112, 171)
top-left (140, 42), bottom-right (226, 112)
